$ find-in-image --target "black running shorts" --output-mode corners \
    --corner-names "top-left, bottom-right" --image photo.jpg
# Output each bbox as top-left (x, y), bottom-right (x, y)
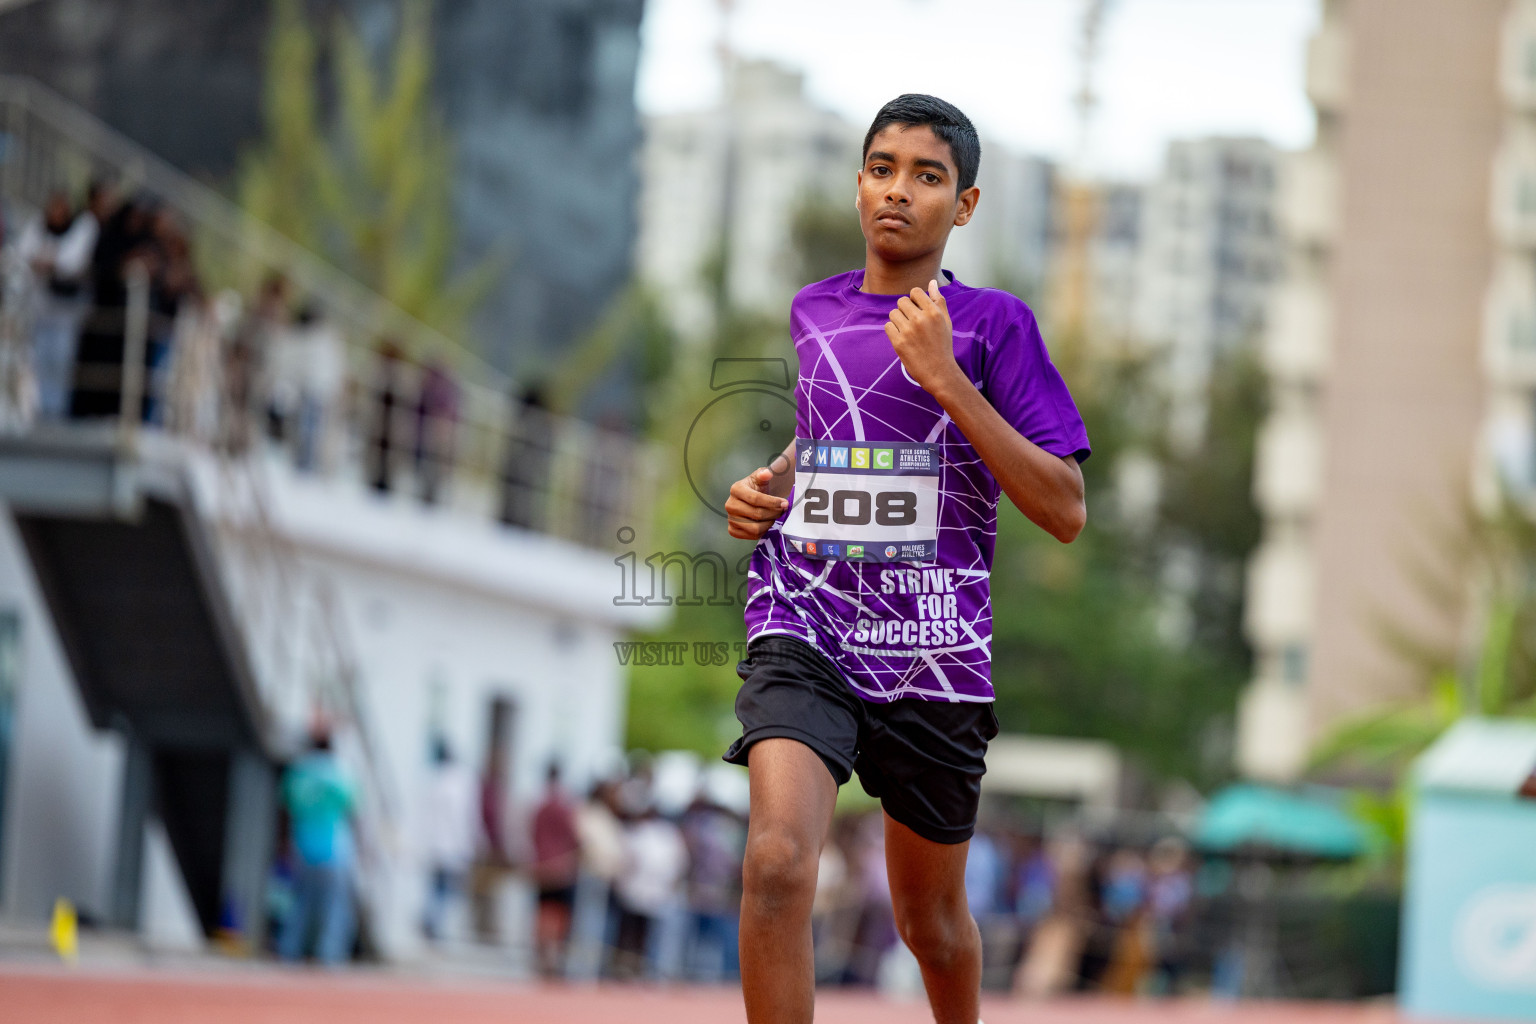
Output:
top-left (723, 634), bottom-right (999, 844)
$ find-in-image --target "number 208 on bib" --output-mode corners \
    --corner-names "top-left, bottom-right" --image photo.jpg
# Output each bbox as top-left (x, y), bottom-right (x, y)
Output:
top-left (781, 439), bottom-right (940, 564)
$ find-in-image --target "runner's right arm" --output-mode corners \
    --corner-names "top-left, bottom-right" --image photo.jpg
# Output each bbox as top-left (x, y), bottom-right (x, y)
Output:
top-left (724, 441), bottom-right (795, 541)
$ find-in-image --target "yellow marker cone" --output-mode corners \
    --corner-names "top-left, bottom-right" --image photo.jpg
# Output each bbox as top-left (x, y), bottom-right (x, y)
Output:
top-left (49, 897), bottom-right (78, 964)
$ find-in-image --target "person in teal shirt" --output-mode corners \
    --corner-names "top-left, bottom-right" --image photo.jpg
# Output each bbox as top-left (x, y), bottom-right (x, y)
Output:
top-left (276, 727), bottom-right (357, 964)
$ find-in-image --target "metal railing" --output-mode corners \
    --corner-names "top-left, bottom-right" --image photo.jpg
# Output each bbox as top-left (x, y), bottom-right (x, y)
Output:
top-left (0, 74), bottom-right (661, 548)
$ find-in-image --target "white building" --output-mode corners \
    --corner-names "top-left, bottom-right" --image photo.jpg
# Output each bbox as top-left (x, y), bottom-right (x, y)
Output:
top-left (0, 446), bottom-right (661, 956)
top-left (1132, 138), bottom-right (1280, 440)
top-left (636, 60), bottom-right (862, 334)
top-left (943, 149), bottom-right (1058, 302)
top-left (638, 61), bottom-right (1061, 331)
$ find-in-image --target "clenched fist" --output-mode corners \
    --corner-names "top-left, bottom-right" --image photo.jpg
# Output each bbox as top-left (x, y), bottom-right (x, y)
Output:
top-left (725, 449), bottom-right (793, 541)
top-left (884, 279), bottom-right (967, 398)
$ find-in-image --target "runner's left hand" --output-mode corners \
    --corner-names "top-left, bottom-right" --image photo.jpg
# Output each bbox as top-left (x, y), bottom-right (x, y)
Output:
top-left (884, 279), bottom-right (965, 397)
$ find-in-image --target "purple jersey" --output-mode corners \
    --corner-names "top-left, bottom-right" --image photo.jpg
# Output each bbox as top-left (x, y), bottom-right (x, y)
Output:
top-left (744, 270), bottom-right (1090, 703)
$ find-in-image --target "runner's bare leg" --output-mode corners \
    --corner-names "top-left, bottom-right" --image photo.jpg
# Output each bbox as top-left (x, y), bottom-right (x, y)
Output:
top-left (739, 739), bottom-right (838, 1024)
top-left (885, 813), bottom-right (982, 1024)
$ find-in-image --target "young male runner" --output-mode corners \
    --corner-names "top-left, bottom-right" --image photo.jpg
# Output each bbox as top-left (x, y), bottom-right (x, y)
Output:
top-left (721, 94), bottom-right (1091, 1024)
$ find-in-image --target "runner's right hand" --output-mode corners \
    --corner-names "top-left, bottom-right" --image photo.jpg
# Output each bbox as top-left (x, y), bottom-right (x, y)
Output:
top-left (725, 467), bottom-right (789, 541)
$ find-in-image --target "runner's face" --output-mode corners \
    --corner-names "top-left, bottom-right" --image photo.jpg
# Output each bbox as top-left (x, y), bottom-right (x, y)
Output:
top-left (856, 125), bottom-right (974, 267)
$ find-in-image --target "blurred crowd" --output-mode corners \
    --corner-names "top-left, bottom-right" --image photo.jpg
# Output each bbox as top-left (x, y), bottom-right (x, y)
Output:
top-left (0, 181), bottom-right (627, 539)
top-left (809, 817), bottom-right (1197, 997)
top-left (268, 728), bottom-right (1202, 994)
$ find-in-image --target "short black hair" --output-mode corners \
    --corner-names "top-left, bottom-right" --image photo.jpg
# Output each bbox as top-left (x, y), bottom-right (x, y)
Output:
top-left (862, 94), bottom-right (980, 194)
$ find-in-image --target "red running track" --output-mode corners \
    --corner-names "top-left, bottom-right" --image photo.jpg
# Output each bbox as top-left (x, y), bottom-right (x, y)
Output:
top-left (0, 968), bottom-right (1416, 1024)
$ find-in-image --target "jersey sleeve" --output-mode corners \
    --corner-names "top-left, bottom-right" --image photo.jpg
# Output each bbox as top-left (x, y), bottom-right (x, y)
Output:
top-left (981, 312), bottom-right (1091, 464)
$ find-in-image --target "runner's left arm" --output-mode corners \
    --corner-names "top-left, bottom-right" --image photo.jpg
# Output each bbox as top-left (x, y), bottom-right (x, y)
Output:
top-left (885, 281), bottom-right (1086, 543)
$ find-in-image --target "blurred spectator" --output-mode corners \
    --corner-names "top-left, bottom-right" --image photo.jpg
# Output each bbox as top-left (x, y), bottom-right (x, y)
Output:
top-left (613, 805), bottom-right (687, 981)
top-left (531, 763), bottom-right (581, 977)
top-left (498, 384), bottom-right (552, 530)
top-left (269, 300), bottom-right (346, 472)
top-left (420, 738), bottom-right (478, 942)
top-left (224, 273), bottom-right (290, 455)
top-left (1099, 848), bottom-right (1154, 994)
top-left (679, 792), bottom-right (744, 983)
top-left (142, 206), bottom-right (200, 424)
top-left (1102, 848), bottom-right (1148, 925)
top-left (166, 289), bottom-right (231, 442)
top-left (568, 780), bottom-right (625, 981)
top-left (844, 813), bottom-right (896, 986)
top-left (1015, 835), bottom-right (1092, 998)
top-left (366, 339), bottom-right (409, 494)
top-left (965, 829), bottom-right (1003, 919)
top-left (469, 744), bottom-right (513, 943)
top-left (11, 189), bottom-right (97, 418)
top-left (69, 185), bottom-right (141, 419)
top-left (277, 726), bottom-right (357, 965)
top-left (414, 358), bottom-right (458, 504)
top-left (811, 826), bottom-right (850, 977)
top-left (1146, 837), bottom-right (1194, 994)
top-left (1014, 837), bottom-right (1055, 931)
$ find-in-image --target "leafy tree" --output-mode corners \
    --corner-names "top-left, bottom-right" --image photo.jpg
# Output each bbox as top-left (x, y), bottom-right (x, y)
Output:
top-left (1302, 496), bottom-right (1536, 878)
top-left (233, 0), bottom-right (493, 343)
top-left (988, 335), bottom-right (1257, 788)
top-left (790, 195), bottom-right (866, 289)
top-left (1312, 498), bottom-right (1536, 776)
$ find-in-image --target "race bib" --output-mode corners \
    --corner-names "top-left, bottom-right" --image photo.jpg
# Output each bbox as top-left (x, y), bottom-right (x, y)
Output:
top-left (781, 439), bottom-right (939, 563)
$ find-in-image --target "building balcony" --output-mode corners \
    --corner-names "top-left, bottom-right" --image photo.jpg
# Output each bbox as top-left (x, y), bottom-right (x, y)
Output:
top-left (1500, 136), bottom-right (1536, 258)
top-left (1492, 122), bottom-right (1536, 249)
top-left (1244, 534), bottom-right (1314, 652)
top-left (1254, 407), bottom-right (1324, 519)
top-left (1264, 277), bottom-right (1332, 383)
top-left (1483, 256), bottom-right (1536, 388)
top-left (1236, 675), bottom-right (1311, 783)
top-left (1475, 392), bottom-right (1536, 513)
top-left (1501, 0), bottom-right (1536, 112)
top-left (1305, 20), bottom-right (1349, 114)
top-left (1276, 148), bottom-right (1339, 250)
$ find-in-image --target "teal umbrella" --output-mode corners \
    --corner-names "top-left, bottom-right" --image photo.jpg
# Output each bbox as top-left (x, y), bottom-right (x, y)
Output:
top-left (1196, 783), bottom-right (1367, 861)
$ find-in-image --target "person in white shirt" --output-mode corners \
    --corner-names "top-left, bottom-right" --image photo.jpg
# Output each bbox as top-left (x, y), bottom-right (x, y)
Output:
top-left (567, 781), bottom-right (626, 980)
top-left (11, 187), bottom-right (103, 418)
top-left (420, 739), bottom-right (479, 941)
top-left (613, 808), bottom-right (688, 980)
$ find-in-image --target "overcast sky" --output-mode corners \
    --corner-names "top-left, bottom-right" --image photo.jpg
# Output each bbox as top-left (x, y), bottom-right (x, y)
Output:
top-left (635, 0), bottom-right (1319, 179)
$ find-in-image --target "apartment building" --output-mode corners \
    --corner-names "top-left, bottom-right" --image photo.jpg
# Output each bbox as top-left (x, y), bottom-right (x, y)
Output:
top-left (635, 61), bottom-right (862, 335)
top-left (1483, 1), bottom-right (1536, 503)
top-left (1132, 138), bottom-right (1281, 442)
top-left (1239, 0), bottom-right (1508, 781)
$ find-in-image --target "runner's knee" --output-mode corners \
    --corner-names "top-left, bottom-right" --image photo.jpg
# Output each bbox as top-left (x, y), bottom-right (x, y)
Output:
top-left (895, 901), bottom-right (976, 970)
top-left (742, 827), bottom-right (818, 908)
